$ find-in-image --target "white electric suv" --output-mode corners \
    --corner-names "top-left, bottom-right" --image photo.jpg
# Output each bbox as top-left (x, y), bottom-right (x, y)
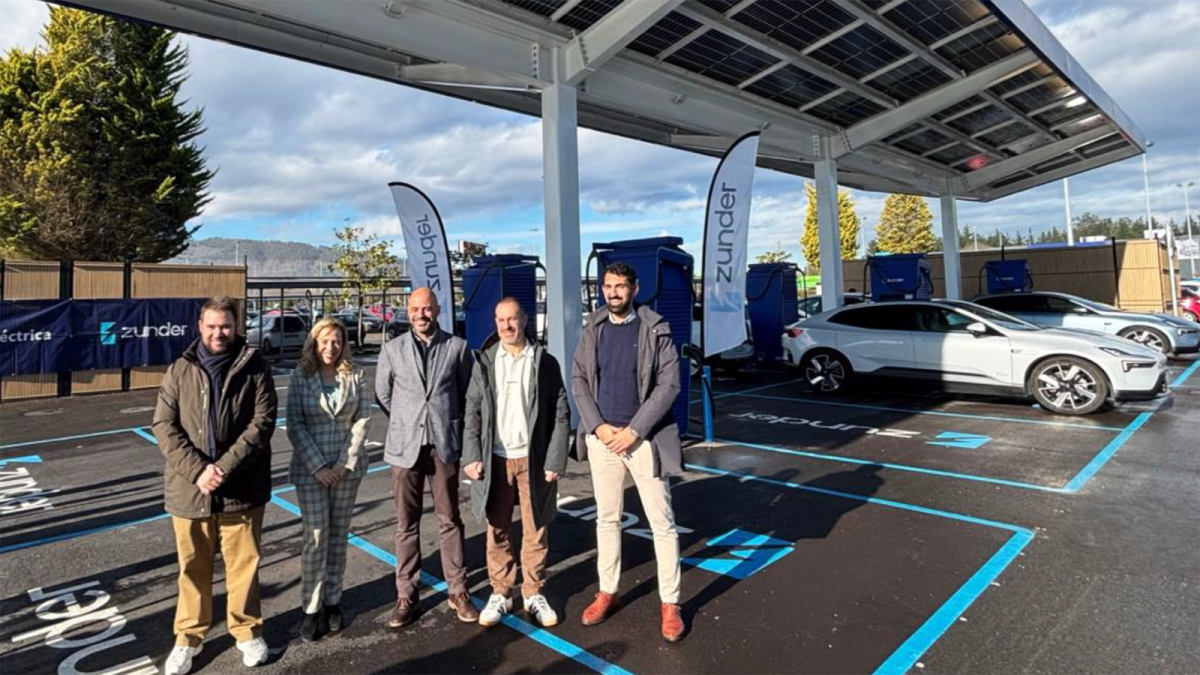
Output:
top-left (781, 300), bottom-right (1169, 415)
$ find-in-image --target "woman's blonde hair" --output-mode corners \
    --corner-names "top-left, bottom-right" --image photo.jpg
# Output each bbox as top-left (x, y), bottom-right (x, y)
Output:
top-left (299, 318), bottom-right (353, 376)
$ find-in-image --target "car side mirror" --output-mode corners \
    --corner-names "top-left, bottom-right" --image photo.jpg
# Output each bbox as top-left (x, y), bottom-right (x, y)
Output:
top-left (966, 322), bottom-right (989, 337)
top-left (1072, 307), bottom-right (1091, 315)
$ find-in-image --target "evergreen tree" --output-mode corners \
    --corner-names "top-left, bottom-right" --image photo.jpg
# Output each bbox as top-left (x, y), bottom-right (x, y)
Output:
top-left (800, 182), bottom-right (861, 271)
top-left (874, 194), bottom-right (937, 254)
top-left (0, 8), bottom-right (212, 261)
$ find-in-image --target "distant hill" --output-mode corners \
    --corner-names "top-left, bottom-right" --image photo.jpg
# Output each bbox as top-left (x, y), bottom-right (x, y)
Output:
top-left (169, 237), bottom-right (341, 277)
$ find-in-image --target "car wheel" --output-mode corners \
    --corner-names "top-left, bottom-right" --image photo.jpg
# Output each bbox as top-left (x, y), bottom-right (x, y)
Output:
top-left (1184, 311), bottom-right (1198, 323)
top-left (261, 338), bottom-right (274, 355)
top-left (1118, 326), bottom-right (1170, 354)
top-left (801, 350), bottom-right (852, 394)
top-left (1028, 357), bottom-right (1109, 415)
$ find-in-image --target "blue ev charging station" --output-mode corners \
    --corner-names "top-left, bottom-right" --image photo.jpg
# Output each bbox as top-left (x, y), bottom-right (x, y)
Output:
top-left (867, 254), bottom-right (934, 301)
top-left (461, 254), bottom-right (539, 351)
top-left (746, 263), bottom-right (798, 362)
top-left (590, 237), bottom-right (693, 435)
top-left (983, 259), bottom-right (1033, 294)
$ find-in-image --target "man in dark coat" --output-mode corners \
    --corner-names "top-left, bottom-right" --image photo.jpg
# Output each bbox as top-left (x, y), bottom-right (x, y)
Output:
top-left (463, 297), bottom-right (571, 628)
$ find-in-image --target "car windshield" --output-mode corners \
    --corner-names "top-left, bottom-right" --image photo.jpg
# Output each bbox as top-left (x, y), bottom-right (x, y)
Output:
top-left (943, 301), bottom-right (1041, 331)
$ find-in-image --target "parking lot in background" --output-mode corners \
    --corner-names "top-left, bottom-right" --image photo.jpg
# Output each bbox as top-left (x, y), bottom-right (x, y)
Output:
top-left (1, 357), bottom-right (1197, 675)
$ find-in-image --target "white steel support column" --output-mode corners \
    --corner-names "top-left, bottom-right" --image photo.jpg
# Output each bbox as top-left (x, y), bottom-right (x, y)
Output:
top-left (940, 189), bottom-right (962, 300)
top-left (814, 137), bottom-right (844, 308)
top-left (542, 80), bottom-right (582, 411)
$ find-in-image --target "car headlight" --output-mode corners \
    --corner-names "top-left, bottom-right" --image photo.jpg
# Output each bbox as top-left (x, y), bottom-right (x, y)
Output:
top-left (1177, 327), bottom-right (1198, 336)
top-left (1099, 346), bottom-right (1137, 357)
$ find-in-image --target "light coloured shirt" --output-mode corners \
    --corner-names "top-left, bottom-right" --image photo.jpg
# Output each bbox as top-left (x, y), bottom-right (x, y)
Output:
top-left (493, 341), bottom-right (534, 459)
top-left (608, 309), bottom-right (637, 325)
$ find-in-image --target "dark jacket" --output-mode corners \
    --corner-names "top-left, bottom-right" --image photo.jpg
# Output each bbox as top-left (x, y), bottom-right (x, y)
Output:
top-left (153, 338), bottom-right (277, 519)
top-left (463, 335), bottom-right (571, 528)
top-left (571, 305), bottom-right (683, 477)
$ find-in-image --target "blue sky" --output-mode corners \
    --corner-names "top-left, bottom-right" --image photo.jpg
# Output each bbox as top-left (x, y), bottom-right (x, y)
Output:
top-left (3, 0), bottom-right (1198, 266)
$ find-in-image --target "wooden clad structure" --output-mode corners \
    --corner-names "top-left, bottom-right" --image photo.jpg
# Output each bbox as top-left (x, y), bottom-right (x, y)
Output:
top-left (841, 239), bottom-right (1175, 312)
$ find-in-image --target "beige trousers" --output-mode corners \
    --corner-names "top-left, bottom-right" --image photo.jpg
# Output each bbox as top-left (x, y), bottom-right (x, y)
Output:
top-left (585, 435), bottom-right (680, 603)
top-left (171, 506), bottom-right (264, 646)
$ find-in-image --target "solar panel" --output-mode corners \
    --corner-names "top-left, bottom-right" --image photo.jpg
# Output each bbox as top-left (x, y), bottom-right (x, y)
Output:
top-left (809, 25), bottom-right (909, 80)
top-left (664, 29), bottom-right (779, 88)
top-left (743, 64), bottom-right (839, 108)
top-left (628, 12), bottom-right (704, 57)
top-left (488, 0), bottom-right (1139, 194)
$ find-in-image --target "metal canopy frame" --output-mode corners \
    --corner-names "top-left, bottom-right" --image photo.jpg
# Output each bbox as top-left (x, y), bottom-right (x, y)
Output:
top-left (56, 0), bottom-right (1144, 201)
top-left (52, 0), bottom-right (1149, 371)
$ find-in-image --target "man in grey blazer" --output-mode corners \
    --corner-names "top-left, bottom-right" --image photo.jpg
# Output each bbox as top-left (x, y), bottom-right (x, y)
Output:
top-left (375, 287), bottom-right (478, 627)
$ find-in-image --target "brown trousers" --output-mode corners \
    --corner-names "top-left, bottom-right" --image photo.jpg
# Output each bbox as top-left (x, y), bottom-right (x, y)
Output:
top-left (171, 506), bottom-right (265, 646)
top-left (485, 456), bottom-right (549, 599)
top-left (391, 445), bottom-right (467, 600)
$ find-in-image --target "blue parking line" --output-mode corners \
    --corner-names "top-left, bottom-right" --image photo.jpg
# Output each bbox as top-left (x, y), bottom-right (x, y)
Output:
top-left (0, 427), bottom-right (149, 451)
top-left (1060, 412), bottom-right (1154, 493)
top-left (0, 512), bottom-right (172, 554)
top-left (269, 494), bottom-right (632, 675)
top-left (684, 463), bottom-right (1034, 675)
top-left (1170, 360), bottom-right (1200, 388)
top-left (688, 379), bottom-right (793, 405)
top-left (722, 392), bottom-right (1125, 432)
top-left (700, 437), bottom-right (1063, 493)
top-left (131, 427), bottom-right (157, 444)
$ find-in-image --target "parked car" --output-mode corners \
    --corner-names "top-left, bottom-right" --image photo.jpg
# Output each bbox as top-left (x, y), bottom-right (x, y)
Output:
top-left (690, 305), bottom-right (754, 376)
top-left (386, 313), bottom-right (411, 339)
top-left (797, 293), bottom-right (868, 319)
top-left (1179, 287), bottom-right (1199, 324)
top-left (330, 310), bottom-right (382, 335)
top-left (973, 291), bottom-right (1200, 356)
top-left (781, 300), bottom-right (1167, 415)
top-left (245, 314), bottom-right (309, 354)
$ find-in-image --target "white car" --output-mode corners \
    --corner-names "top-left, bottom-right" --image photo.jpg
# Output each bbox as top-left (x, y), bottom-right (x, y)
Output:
top-left (796, 293), bottom-right (868, 319)
top-left (973, 291), bottom-right (1200, 356)
top-left (781, 300), bottom-right (1168, 415)
top-left (245, 314), bottom-right (309, 353)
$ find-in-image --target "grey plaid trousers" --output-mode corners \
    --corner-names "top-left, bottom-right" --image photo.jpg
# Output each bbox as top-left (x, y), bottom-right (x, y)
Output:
top-left (295, 477), bottom-right (362, 613)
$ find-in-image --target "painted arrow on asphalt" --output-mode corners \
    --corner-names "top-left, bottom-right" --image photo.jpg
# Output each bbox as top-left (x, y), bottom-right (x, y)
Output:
top-left (0, 455), bottom-right (43, 467)
top-left (926, 432), bottom-right (992, 449)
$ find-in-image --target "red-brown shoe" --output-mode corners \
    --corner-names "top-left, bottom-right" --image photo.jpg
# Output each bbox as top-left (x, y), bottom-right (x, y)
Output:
top-left (661, 603), bottom-right (684, 642)
top-left (580, 592), bottom-right (620, 626)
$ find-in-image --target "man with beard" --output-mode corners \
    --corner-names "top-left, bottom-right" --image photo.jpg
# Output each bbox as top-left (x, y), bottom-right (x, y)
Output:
top-left (462, 298), bottom-right (570, 628)
top-left (571, 262), bottom-right (686, 642)
top-left (155, 296), bottom-right (277, 675)
top-left (376, 287), bottom-right (478, 627)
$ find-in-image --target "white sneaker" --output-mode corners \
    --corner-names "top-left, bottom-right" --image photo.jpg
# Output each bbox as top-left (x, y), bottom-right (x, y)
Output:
top-left (524, 594), bottom-right (559, 627)
top-left (163, 644), bottom-right (202, 675)
top-left (479, 594), bottom-right (513, 627)
top-left (236, 637), bottom-right (269, 667)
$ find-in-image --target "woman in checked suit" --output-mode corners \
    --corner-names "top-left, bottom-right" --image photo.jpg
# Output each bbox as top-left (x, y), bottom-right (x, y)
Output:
top-left (286, 318), bottom-right (371, 641)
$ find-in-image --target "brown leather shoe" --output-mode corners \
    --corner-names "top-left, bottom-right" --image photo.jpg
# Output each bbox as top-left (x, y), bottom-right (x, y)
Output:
top-left (447, 592), bottom-right (480, 623)
top-left (581, 592), bottom-right (620, 626)
top-left (661, 603), bottom-right (684, 642)
top-left (387, 598), bottom-right (417, 628)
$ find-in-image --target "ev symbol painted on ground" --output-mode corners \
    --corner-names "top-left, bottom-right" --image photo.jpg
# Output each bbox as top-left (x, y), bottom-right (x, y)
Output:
top-left (558, 497), bottom-right (792, 580)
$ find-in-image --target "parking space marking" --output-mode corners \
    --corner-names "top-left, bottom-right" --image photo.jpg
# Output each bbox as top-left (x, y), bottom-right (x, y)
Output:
top-left (0, 427), bottom-right (151, 451)
top-left (1170, 360), bottom-right (1200, 388)
top-left (130, 428), bottom-right (157, 444)
top-left (269, 493), bottom-right (633, 675)
top-left (684, 463), bottom-right (1034, 675)
top-left (720, 392), bottom-right (1126, 432)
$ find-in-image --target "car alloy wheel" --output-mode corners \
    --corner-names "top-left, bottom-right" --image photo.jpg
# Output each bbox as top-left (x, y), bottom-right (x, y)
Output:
top-left (803, 352), bottom-right (849, 393)
top-left (1032, 358), bottom-right (1107, 415)
top-left (1184, 311), bottom-right (1198, 323)
top-left (1120, 327), bottom-right (1168, 354)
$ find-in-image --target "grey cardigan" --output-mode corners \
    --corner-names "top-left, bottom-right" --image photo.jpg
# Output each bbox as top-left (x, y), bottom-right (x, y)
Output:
top-left (571, 305), bottom-right (683, 477)
top-left (375, 328), bottom-right (473, 467)
top-left (286, 365), bottom-right (372, 485)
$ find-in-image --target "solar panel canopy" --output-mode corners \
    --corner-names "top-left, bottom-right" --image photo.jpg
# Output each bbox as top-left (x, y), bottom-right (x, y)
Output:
top-left (62, 0), bottom-right (1146, 201)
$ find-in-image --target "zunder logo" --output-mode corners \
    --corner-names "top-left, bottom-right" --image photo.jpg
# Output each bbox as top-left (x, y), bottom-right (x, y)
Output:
top-left (99, 322), bottom-right (117, 345)
top-left (99, 322), bottom-right (187, 345)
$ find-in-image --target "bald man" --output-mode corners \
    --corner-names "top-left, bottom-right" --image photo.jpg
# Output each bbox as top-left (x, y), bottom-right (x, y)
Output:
top-left (376, 287), bottom-right (478, 627)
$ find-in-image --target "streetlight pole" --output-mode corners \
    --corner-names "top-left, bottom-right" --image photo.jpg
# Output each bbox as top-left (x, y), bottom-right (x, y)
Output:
top-left (1143, 144), bottom-right (1179, 315)
top-left (1179, 181), bottom-right (1196, 279)
top-left (1063, 178), bottom-right (1074, 246)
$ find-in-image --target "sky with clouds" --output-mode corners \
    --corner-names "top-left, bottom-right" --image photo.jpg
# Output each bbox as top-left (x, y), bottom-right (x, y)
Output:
top-left (2, 0), bottom-right (1198, 267)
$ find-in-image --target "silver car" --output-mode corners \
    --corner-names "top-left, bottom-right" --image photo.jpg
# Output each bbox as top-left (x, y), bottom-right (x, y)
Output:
top-left (245, 314), bottom-right (309, 353)
top-left (973, 291), bottom-right (1200, 356)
